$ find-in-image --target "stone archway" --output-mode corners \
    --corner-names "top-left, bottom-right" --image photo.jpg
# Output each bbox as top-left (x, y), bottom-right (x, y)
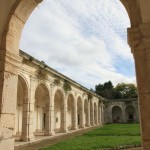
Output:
top-left (15, 75), bottom-right (28, 141)
top-left (112, 106), bottom-right (123, 123)
top-left (125, 105), bottom-right (135, 123)
top-left (34, 83), bottom-right (49, 135)
top-left (1, 0), bottom-right (150, 149)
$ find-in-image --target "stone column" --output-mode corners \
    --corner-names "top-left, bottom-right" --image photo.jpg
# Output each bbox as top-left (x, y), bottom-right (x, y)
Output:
top-left (61, 93), bottom-right (68, 133)
top-left (21, 77), bottom-right (35, 141)
top-left (100, 105), bottom-right (102, 124)
top-left (95, 104), bottom-right (99, 125)
top-left (0, 51), bottom-right (22, 149)
top-left (45, 83), bottom-right (55, 136)
top-left (72, 98), bottom-right (78, 130)
top-left (90, 101), bottom-right (94, 126)
top-left (80, 104), bottom-right (85, 128)
top-left (101, 104), bottom-right (104, 124)
top-left (128, 24), bottom-right (150, 150)
top-left (87, 101), bottom-right (91, 127)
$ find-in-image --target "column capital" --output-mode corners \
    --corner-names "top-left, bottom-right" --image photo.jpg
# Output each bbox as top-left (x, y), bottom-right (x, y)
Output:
top-left (128, 23), bottom-right (150, 54)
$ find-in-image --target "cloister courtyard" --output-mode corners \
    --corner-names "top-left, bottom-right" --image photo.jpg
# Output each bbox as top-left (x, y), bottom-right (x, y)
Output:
top-left (1, 0), bottom-right (150, 150)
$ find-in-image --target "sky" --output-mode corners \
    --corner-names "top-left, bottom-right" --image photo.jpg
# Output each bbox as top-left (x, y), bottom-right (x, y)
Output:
top-left (20, 0), bottom-right (136, 89)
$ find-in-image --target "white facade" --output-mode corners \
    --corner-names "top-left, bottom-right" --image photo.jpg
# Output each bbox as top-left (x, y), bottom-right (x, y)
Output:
top-left (15, 50), bottom-right (104, 141)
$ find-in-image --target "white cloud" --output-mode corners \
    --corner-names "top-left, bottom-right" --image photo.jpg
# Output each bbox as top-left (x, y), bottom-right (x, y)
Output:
top-left (20, 0), bottom-right (135, 89)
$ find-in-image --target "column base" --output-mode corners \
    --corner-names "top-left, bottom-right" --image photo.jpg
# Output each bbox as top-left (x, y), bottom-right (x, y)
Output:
top-left (80, 125), bottom-right (85, 128)
top-left (72, 127), bottom-right (78, 130)
top-left (87, 124), bottom-right (91, 127)
top-left (63, 129), bottom-right (68, 133)
top-left (44, 131), bottom-right (55, 136)
top-left (20, 134), bottom-right (35, 142)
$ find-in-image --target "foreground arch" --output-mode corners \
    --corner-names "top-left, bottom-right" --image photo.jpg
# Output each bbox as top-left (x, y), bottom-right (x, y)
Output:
top-left (1, 0), bottom-right (150, 149)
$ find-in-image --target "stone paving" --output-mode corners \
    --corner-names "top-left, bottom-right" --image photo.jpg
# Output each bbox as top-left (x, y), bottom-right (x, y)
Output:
top-left (15, 126), bottom-right (100, 150)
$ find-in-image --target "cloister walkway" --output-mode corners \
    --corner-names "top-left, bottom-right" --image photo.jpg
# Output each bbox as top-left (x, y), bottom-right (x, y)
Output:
top-left (15, 125), bottom-right (101, 150)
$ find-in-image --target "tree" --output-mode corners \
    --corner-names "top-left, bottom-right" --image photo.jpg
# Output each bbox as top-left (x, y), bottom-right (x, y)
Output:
top-left (114, 83), bottom-right (138, 99)
top-left (95, 81), bottom-right (114, 99)
top-left (95, 81), bottom-right (138, 100)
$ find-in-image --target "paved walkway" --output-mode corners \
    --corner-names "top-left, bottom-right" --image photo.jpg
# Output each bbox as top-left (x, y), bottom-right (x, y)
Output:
top-left (15, 126), bottom-right (101, 150)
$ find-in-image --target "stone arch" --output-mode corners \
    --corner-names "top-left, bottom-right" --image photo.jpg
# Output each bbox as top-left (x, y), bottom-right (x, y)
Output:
top-left (1, 1), bottom-right (144, 149)
top-left (34, 83), bottom-right (49, 134)
top-left (1, 0), bottom-right (42, 54)
top-left (125, 105), bottom-right (136, 123)
top-left (54, 89), bottom-right (64, 132)
top-left (66, 93), bottom-right (75, 130)
top-left (90, 100), bottom-right (94, 126)
top-left (15, 75), bottom-right (28, 140)
top-left (112, 106), bottom-right (123, 123)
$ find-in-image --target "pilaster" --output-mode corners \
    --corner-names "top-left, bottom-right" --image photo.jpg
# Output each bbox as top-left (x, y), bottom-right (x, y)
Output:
top-left (128, 23), bottom-right (150, 150)
top-left (21, 77), bottom-right (35, 141)
top-left (72, 98), bottom-right (78, 130)
top-left (44, 83), bottom-right (55, 136)
top-left (61, 93), bottom-right (68, 133)
top-left (0, 50), bottom-right (22, 149)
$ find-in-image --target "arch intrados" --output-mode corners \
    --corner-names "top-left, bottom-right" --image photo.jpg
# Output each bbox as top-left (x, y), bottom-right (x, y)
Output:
top-left (112, 106), bottom-right (122, 111)
top-left (67, 93), bottom-right (75, 105)
top-left (35, 82), bottom-right (49, 96)
top-left (54, 89), bottom-right (64, 100)
top-left (77, 96), bottom-right (82, 105)
top-left (18, 75), bottom-right (28, 91)
top-left (2, 0), bottom-right (42, 52)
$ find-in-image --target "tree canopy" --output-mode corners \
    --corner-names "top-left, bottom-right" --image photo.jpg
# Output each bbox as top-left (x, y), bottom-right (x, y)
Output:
top-left (95, 81), bottom-right (138, 100)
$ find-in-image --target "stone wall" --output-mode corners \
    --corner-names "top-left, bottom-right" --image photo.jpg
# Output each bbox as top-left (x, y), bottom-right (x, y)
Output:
top-left (14, 50), bottom-right (104, 142)
top-left (104, 99), bottom-right (139, 124)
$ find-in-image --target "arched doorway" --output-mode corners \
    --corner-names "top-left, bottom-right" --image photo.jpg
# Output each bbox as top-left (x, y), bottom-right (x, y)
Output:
top-left (34, 83), bottom-right (49, 135)
top-left (54, 89), bottom-right (64, 132)
top-left (125, 105), bottom-right (135, 123)
top-left (15, 75), bottom-right (28, 141)
top-left (112, 106), bottom-right (123, 123)
top-left (67, 94), bottom-right (75, 130)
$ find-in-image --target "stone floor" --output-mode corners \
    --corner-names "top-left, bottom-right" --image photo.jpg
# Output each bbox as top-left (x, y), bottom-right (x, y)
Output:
top-left (15, 125), bottom-right (101, 150)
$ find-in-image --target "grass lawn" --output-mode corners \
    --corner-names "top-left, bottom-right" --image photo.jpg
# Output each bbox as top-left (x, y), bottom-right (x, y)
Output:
top-left (41, 124), bottom-right (141, 150)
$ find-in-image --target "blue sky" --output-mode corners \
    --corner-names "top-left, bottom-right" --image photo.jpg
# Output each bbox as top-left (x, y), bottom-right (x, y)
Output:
top-left (20, 0), bottom-right (135, 89)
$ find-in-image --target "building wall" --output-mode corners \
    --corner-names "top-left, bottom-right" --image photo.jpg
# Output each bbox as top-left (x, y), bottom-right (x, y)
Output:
top-left (104, 99), bottom-right (139, 124)
top-left (14, 50), bottom-right (104, 141)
